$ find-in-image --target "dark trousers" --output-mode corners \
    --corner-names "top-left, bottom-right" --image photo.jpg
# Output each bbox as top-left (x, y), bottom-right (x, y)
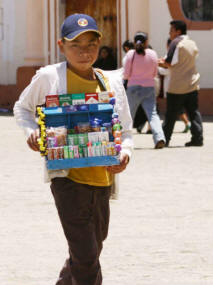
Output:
top-left (163, 90), bottom-right (203, 144)
top-left (133, 104), bottom-right (147, 128)
top-left (50, 177), bottom-right (111, 285)
top-left (133, 104), bottom-right (160, 128)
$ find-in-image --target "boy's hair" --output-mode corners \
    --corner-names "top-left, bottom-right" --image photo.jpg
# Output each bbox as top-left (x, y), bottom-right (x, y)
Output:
top-left (122, 40), bottom-right (134, 52)
top-left (170, 20), bottom-right (187, 35)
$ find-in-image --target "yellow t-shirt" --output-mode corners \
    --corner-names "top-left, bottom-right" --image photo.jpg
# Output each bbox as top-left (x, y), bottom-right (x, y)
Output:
top-left (66, 68), bottom-right (113, 186)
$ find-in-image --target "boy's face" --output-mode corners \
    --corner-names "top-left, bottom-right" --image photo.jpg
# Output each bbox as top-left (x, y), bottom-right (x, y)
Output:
top-left (58, 32), bottom-right (100, 72)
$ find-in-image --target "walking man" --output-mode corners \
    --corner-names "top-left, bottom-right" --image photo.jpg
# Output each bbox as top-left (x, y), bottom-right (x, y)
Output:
top-left (159, 20), bottom-right (203, 147)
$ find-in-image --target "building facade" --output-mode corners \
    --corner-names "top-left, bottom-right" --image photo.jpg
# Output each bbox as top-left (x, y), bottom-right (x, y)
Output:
top-left (0, 0), bottom-right (212, 114)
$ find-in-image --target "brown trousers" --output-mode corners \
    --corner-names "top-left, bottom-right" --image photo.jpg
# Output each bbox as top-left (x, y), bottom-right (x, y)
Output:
top-left (50, 177), bottom-right (111, 285)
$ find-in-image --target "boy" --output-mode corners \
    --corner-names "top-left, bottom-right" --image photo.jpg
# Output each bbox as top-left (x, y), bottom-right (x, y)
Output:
top-left (14, 14), bottom-right (133, 285)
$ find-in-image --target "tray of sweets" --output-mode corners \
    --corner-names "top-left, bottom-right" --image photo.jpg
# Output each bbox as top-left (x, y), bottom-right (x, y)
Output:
top-left (37, 93), bottom-right (122, 170)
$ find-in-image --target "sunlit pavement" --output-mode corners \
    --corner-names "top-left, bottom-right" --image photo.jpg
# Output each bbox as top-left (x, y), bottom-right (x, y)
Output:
top-left (1, 115), bottom-right (213, 285)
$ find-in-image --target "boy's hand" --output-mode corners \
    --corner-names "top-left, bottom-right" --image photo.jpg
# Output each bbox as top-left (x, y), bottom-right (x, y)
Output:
top-left (27, 129), bottom-right (40, 151)
top-left (106, 153), bottom-right (129, 174)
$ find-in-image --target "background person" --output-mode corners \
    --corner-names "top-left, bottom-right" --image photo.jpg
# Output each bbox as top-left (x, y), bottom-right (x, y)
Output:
top-left (124, 32), bottom-right (165, 149)
top-left (122, 39), bottom-right (148, 134)
top-left (159, 20), bottom-right (203, 147)
top-left (122, 39), bottom-right (134, 66)
top-left (93, 45), bottom-right (117, 70)
top-left (158, 38), bottom-right (191, 133)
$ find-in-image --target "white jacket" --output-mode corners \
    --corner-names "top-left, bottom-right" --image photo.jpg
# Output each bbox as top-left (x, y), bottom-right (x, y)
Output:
top-left (14, 62), bottom-right (133, 182)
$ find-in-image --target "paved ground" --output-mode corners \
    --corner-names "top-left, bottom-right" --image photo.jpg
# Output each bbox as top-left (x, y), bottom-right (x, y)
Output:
top-left (1, 114), bottom-right (213, 285)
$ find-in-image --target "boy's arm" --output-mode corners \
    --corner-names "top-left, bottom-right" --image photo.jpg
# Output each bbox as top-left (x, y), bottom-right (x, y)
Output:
top-left (119, 91), bottom-right (134, 160)
top-left (106, 75), bottom-right (134, 173)
top-left (13, 71), bottom-right (50, 147)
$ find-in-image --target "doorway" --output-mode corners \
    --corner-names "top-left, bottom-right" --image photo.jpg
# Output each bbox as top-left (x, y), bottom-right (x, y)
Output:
top-left (65, 0), bottom-right (117, 57)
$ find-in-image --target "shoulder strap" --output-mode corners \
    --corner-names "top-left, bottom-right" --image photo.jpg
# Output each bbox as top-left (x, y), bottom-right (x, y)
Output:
top-left (129, 51), bottom-right (136, 77)
top-left (94, 69), bottom-right (108, 91)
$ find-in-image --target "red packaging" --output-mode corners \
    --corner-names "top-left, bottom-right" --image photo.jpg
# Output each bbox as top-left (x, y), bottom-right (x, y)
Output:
top-left (57, 147), bottom-right (64, 159)
top-left (85, 93), bottom-right (99, 104)
top-left (53, 147), bottom-right (64, 160)
top-left (46, 95), bottom-right (59, 107)
top-left (47, 148), bottom-right (54, 160)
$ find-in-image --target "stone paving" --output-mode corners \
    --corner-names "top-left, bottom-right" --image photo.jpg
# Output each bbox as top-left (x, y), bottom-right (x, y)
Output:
top-left (1, 115), bottom-right (213, 285)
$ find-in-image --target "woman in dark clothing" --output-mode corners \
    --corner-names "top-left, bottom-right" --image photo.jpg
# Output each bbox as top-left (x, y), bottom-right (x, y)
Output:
top-left (93, 46), bottom-right (117, 70)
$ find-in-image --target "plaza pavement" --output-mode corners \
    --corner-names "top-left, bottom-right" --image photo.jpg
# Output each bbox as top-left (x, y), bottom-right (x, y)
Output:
top-left (0, 114), bottom-right (213, 285)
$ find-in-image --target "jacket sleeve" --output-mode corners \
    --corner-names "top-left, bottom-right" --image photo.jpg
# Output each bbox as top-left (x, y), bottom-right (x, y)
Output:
top-left (13, 70), bottom-right (51, 138)
top-left (118, 87), bottom-right (134, 159)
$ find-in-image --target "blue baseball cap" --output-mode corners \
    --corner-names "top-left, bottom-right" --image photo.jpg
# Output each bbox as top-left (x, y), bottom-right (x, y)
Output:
top-left (61, 14), bottom-right (102, 41)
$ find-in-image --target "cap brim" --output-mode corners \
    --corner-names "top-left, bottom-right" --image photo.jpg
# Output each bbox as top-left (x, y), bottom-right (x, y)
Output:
top-left (64, 29), bottom-right (102, 41)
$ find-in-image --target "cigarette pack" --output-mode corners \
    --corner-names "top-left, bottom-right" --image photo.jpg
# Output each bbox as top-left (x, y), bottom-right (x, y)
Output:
top-left (85, 93), bottom-right (99, 104)
top-left (46, 95), bottom-right (59, 107)
top-left (59, 94), bottom-right (72, 106)
top-left (72, 93), bottom-right (85, 105)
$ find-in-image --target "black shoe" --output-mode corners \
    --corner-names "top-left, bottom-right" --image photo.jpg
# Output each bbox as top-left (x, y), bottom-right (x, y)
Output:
top-left (185, 141), bottom-right (203, 147)
top-left (136, 123), bottom-right (145, 134)
top-left (136, 126), bottom-right (142, 134)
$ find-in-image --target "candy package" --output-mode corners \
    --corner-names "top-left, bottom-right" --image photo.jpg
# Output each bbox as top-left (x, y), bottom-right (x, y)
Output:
top-left (77, 122), bottom-right (91, 133)
top-left (46, 126), bottom-right (67, 146)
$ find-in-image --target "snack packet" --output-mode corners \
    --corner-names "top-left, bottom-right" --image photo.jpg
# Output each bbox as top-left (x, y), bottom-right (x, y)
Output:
top-left (46, 126), bottom-right (67, 146)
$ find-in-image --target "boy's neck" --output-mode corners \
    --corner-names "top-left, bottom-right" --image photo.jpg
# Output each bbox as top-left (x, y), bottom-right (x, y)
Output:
top-left (67, 63), bottom-right (96, 80)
